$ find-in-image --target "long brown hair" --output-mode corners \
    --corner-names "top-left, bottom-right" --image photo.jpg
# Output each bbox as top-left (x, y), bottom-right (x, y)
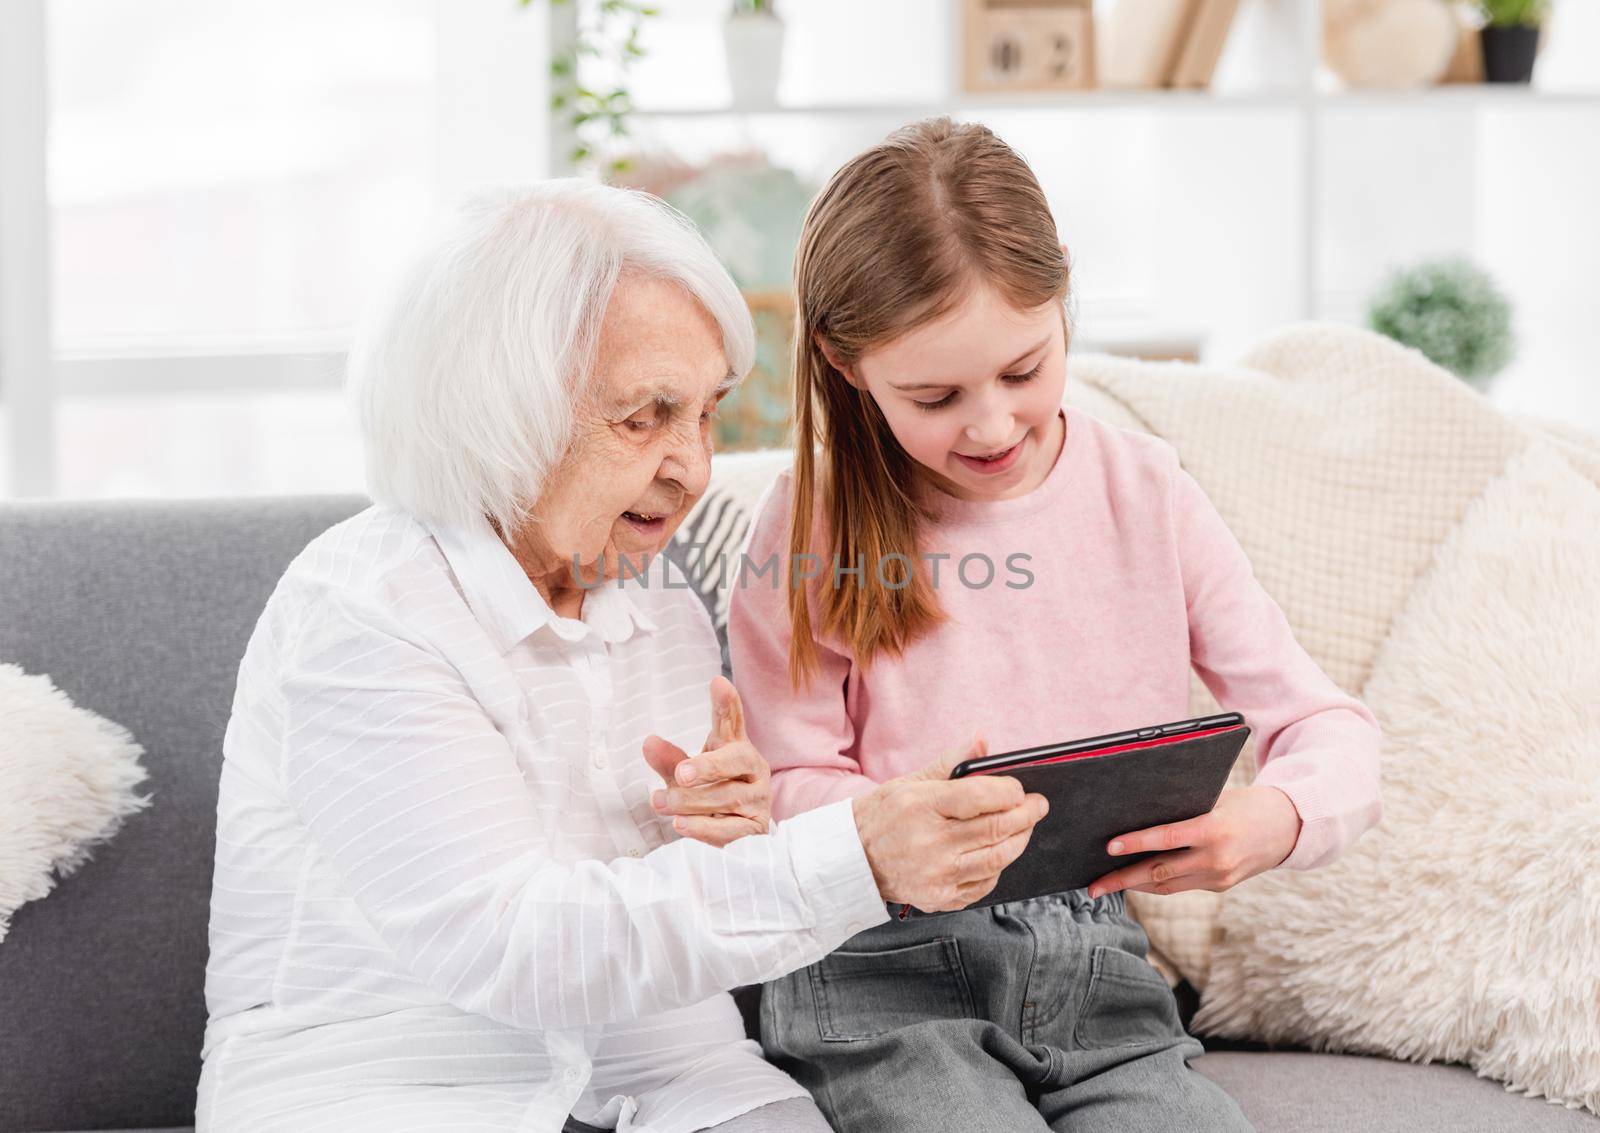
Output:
top-left (785, 117), bottom-right (1071, 688)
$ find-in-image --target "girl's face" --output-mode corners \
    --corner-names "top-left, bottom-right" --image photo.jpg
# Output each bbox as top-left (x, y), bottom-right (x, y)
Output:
top-left (832, 284), bottom-right (1068, 502)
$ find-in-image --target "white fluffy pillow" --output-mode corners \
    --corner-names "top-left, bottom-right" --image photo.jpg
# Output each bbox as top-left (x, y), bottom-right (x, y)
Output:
top-left (1192, 443), bottom-right (1600, 1113)
top-left (0, 664), bottom-right (151, 943)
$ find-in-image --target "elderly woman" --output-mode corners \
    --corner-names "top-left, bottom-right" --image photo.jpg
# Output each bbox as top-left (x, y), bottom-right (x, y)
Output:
top-left (196, 181), bottom-right (1047, 1133)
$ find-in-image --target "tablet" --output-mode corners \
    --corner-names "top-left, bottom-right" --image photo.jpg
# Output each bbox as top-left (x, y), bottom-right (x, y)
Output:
top-left (911, 712), bottom-right (1250, 915)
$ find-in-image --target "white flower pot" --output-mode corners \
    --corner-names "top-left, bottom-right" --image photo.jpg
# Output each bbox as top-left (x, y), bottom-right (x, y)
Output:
top-left (723, 11), bottom-right (785, 109)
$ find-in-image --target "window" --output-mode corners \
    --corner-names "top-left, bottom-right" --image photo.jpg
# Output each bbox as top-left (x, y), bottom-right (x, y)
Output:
top-left (51, 0), bottom-right (437, 353)
top-left (3, 0), bottom-right (552, 498)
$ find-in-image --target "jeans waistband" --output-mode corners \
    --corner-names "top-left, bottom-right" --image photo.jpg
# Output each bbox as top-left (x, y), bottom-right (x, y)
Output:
top-left (888, 887), bottom-right (1125, 922)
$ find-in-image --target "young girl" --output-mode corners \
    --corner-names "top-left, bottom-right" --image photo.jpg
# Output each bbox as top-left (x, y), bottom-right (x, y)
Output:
top-left (727, 118), bottom-right (1382, 1132)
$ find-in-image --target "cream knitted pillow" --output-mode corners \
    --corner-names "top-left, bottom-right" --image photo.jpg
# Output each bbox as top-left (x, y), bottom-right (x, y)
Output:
top-left (1066, 323), bottom-right (1530, 988)
top-left (1193, 441), bottom-right (1600, 1113)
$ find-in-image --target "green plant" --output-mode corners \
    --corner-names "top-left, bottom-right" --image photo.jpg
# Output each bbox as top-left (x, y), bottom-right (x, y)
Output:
top-left (518, 0), bottom-right (658, 174)
top-left (1477, 0), bottom-right (1548, 28)
top-left (731, 0), bottom-right (777, 12)
top-left (1366, 258), bottom-right (1515, 388)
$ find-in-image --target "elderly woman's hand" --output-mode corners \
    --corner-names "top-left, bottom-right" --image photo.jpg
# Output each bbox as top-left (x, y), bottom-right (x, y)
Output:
top-left (851, 733), bottom-right (1049, 913)
top-left (643, 676), bottom-right (773, 848)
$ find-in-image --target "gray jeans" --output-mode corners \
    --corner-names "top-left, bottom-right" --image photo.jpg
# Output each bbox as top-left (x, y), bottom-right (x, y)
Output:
top-left (562, 1097), bottom-right (831, 1133)
top-left (760, 888), bottom-right (1254, 1133)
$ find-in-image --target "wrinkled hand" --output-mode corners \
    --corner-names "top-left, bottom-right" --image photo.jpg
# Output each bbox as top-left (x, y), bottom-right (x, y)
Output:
top-left (1086, 784), bottom-right (1302, 899)
top-left (852, 732), bottom-right (1050, 913)
top-left (642, 676), bottom-right (772, 847)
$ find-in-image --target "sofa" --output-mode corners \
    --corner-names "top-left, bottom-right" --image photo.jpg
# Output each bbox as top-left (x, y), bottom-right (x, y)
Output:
top-left (3, 481), bottom-right (1596, 1133)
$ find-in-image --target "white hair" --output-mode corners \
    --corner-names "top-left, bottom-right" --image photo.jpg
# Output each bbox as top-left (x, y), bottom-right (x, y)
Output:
top-left (348, 179), bottom-right (756, 533)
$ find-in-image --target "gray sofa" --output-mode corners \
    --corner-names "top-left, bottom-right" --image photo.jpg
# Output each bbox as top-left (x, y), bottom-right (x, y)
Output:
top-left (1, 495), bottom-right (1594, 1133)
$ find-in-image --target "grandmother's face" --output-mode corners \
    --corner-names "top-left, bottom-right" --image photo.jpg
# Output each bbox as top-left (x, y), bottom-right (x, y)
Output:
top-left (526, 273), bottom-right (733, 585)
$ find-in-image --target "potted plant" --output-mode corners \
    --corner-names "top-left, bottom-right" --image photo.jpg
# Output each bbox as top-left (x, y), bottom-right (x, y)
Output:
top-left (1366, 258), bottom-right (1515, 391)
top-left (1477, 0), bottom-right (1546, 83)
top-left (519, 0), bottom-right (657, 176)
top-left (724, 0), bottom-right (785, 108)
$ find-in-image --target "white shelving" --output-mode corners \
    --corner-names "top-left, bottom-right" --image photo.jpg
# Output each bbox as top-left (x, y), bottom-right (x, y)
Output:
top-left (620, 90), bottom-right (1600, 338)
top-left (626, 87), bottom-right (1600, 119)
top-left (550, 0), bottom-right (1599, 378)
top-left (630, 90), bottom-right (1308, 116)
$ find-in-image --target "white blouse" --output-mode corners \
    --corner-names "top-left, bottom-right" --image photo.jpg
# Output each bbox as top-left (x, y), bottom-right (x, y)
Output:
top-left (198, 505), bottom-right (886, 1133)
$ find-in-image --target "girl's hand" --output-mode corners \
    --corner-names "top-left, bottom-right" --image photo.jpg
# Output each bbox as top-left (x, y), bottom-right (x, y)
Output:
top-left (1085, 785), bottom-right (1302, 899)
top-left (642, 676), bottom-right (773, 847)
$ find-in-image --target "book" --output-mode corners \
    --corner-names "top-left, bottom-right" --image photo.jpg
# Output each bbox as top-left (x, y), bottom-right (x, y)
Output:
top-left (1100, 0), bottom-right (1202, 89)
top-left (1170, 0), bottom-right (1241, 89)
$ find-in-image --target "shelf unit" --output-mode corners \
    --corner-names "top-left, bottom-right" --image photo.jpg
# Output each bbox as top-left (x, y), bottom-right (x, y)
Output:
top-left (549, 0), bottom-right (1600, 359)
top-left (626, 86), bottom-right (1600, 118)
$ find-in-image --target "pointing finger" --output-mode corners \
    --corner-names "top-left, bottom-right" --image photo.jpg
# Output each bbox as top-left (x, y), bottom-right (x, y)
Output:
top-left (706, 675), bottom-right (749, 748)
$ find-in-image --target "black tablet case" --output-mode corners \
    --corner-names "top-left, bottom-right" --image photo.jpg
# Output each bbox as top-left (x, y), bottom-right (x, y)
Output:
top-left (913, 723), bottom-right (1251, 915)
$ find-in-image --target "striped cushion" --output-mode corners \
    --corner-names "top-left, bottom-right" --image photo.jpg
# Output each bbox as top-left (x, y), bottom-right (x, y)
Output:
top-left (667, 450), bottom-right (794, 675)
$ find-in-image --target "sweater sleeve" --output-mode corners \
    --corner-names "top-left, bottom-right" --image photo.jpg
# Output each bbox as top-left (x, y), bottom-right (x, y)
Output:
top-left (1170, 459), bottom-right (1383, 870)
top-left (728, 475), bottom-right (879, 820)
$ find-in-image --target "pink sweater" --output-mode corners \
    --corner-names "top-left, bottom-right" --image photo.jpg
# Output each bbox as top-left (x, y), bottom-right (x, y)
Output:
top-left (728, 404), bottom-right (1382, 872)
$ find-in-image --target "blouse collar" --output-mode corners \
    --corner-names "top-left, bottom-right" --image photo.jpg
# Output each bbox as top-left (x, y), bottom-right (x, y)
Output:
top-left (425, 512), bottom-right (657, 653)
